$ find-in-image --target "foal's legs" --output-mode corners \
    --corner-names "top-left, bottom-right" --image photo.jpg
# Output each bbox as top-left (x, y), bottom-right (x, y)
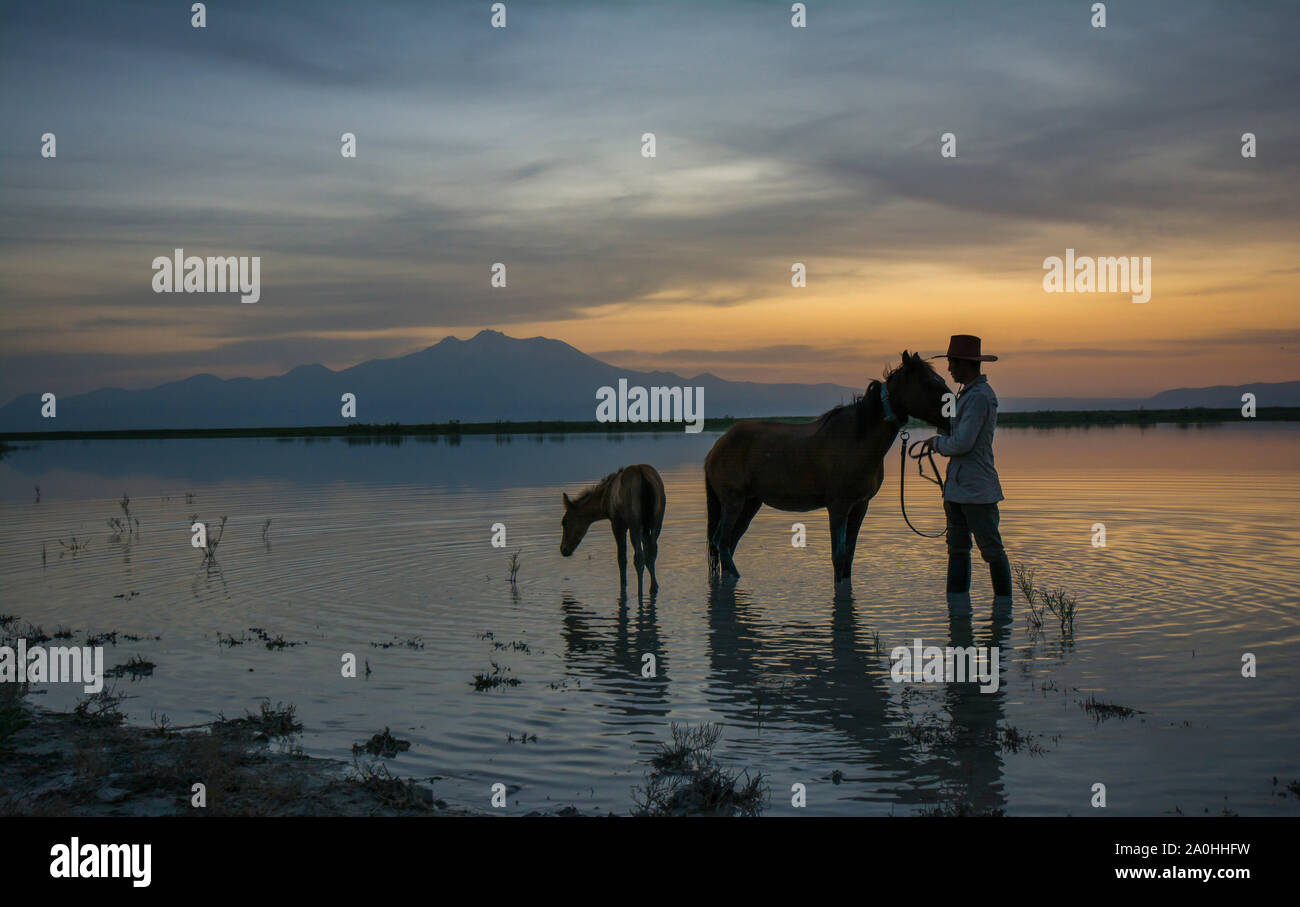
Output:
top-left (628, 521), bottom-right (647, 599)
top-left (611, 519), bottom-right (629, 594)
top-left (644, 530), bottom-right (660, 595)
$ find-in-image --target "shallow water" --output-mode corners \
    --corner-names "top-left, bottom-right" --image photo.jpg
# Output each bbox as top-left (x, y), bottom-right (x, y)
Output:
top-left (2, 423), bottom-right (1298, 815)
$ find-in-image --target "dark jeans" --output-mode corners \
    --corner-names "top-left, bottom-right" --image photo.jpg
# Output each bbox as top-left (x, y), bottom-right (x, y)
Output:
top-left (944, 501), bottom-right (1012, 597)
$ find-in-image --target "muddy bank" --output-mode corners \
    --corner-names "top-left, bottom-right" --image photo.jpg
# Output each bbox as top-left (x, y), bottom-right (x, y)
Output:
top-left (0, 701), bottom-right (481, 817)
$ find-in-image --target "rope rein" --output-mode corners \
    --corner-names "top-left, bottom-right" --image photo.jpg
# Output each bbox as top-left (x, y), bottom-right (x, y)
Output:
top-left (897, 429), bottom-right (947, 539)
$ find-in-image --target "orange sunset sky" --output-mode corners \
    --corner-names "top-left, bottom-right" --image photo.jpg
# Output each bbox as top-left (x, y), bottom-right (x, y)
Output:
top-left (2, 0), bottom-right (1297, 402)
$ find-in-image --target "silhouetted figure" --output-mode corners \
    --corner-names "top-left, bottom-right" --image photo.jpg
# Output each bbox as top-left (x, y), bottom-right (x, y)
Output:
top-left (918, 335), bottom-right (1013, 617)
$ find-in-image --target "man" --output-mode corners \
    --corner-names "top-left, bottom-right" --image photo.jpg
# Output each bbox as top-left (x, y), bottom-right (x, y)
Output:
top-left (918, 335), bottom-right (1013, 616)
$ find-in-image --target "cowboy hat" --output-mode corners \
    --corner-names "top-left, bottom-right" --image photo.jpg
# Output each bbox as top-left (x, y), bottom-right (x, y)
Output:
top-left (931, 334), bottom-right (998, 362)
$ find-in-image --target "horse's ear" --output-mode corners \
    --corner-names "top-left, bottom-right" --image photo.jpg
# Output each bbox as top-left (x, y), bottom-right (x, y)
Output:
top-left (911, 352), bottom-right (923, 366)
top-left (562, 492), bottom-right (572, 509)
top-left (900, 350), bottom-right (911, 367)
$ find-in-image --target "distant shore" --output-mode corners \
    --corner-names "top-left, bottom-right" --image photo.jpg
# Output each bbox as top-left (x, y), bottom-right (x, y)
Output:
top-left (0, 407), bottom-right (1294, 444)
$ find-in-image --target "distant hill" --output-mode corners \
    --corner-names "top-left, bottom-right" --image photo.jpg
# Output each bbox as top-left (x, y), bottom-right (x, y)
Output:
top-left (0, 330), bottom-right (860, 432)
top-left (1001, 381), bottom-right (1300, 412)
top-left (1139, 380), bottom-right (1300, 409)
top-left (1, 330), bottom-right (1294, 432)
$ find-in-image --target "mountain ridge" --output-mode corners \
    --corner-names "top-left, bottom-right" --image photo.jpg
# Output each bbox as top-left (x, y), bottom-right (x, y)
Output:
top-left (1, 330), bottom-right (1295, 432)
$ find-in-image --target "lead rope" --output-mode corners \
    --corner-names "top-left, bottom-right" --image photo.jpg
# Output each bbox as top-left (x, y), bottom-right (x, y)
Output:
top-left (897, 429), bottom-right (947, 539)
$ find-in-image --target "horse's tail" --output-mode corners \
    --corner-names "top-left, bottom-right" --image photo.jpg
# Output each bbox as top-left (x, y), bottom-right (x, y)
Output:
top-left (705, 473), bottom-right (720, 573)
top-left (639, 466), bottom-right (664, 541)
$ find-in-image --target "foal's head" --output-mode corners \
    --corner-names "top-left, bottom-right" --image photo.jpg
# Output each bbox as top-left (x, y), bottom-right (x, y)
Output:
top-left (560, 491), bottom-right (594, 557)
top-left (887, 351), bottom-right (953, 431)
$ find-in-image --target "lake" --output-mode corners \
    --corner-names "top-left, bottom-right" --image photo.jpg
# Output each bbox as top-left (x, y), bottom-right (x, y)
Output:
top-left (1, 423), bottom-right (1297, 815)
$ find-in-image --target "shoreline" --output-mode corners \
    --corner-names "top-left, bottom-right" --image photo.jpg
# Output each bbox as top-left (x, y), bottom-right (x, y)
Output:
top-left (1, 406), bottom-right (1295, 444)
top-left (0, 701), bottom-right (491, 818)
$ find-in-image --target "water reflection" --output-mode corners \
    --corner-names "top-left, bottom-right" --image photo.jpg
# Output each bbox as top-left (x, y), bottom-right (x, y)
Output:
top-left (1, 425), bottom-right (1297, 815)
top-left (560, 594), bottom-right (670, 721)
top-left (701, 583), bottom-right (1017, 813)
top-left (932, 613), bottom-right (1012, 815)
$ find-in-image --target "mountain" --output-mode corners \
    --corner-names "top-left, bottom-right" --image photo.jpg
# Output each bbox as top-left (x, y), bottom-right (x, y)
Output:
top-left (1, 331), bottom-right (1294, 432)
top-left (1140, 380), bottom-right (1300, 409)
top-left (1000, 381), bottom-right (1300, 412)
top-left (0, 330), bottom-right (861, 432)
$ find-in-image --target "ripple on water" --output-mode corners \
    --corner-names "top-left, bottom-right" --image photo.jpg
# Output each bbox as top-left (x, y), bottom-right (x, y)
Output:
top-left (1, 426), bottom-right (1297, 815)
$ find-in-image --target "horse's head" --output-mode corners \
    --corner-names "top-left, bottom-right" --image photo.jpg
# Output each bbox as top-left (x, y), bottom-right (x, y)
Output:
top-left (559, 492), bottom-right (590, 557)
top-left (887, 351), bottom-right (953, 432)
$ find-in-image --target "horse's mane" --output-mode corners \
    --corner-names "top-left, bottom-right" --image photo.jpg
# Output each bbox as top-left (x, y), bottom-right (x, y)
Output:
top-left (573, 471), bottom-right (617, 504)
top-left (811, 356), bottom-right (939, 436)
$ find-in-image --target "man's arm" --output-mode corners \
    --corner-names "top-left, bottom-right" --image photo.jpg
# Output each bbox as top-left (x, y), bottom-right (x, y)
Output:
top-left (932, 394), bottom-right (990, 458)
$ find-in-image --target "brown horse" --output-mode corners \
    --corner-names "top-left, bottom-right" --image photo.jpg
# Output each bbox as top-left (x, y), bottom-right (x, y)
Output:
top-left (705, 352), bottom-right (951, 591)
top-left (561, 464), bottom-right (666, 598)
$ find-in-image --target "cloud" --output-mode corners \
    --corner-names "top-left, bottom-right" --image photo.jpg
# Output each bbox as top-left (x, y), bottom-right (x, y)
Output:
top-left (0, 0), bottom-right (1297, 400)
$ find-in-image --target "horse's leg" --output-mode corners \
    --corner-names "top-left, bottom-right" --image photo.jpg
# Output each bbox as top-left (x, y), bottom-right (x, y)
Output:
top-left (828, 503), bottom-right (851, 590)
top-left (705, 477), bottom-right (721, 577)
top-left (611, 520), bottom-right (629, 595)
top-left (644, 529), bottom-right (660, 595)
top-left (712, 498), bottom-right (744, 579)
top-left (842, 499), bottom-right (869, 583)
top-left (629, 523), bottom-right (646, 599)
top-left (728, 499), bottom-right (762, 557)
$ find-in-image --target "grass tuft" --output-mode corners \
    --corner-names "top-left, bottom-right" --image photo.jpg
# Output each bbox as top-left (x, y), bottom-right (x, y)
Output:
top-left (352, 727), bottom-right (412, 758)
top-left (632, 722), bottom-right (766, 817)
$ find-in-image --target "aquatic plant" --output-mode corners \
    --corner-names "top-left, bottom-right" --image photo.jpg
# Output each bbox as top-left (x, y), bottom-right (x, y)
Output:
top-left (371, 635), bottom-right (424, 650)
top-left (1081, 695), bottom-right (1142, 723)
top-left (107, 654), bottom-right (155, 680)
top-left (1013, 562), bottom-right (1078, 634)
top-left (352, 727), bottom-right (411, 758)
top-left (1013, 562), bottom-right (1037, 603)
top-left (916, 785), bottom-right (1007, 817)
top-left (73, 687), bottom-right (130, 727)
top-left (212, 701), bottom-right (303, 742)
top-left (344, 758), bottom-right (432, 811)
top-left (472, 661), bottom-right (521, 691)
top-left (632, 722), bottom-right (767, 817)
top-left (192, 514), bottom-right (227, 563)
top-left (1042, 587), bottom-right (1078, 633)
top-left (57, 537), bottom-right (89, 555)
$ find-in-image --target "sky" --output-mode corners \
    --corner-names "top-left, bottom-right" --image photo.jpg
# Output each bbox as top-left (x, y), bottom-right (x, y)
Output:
top-left (1, 0), bottom-right (1297, 403)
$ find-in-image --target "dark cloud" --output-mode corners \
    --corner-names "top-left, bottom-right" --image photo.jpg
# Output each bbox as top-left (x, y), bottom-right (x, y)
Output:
top-left (1, 0), bottom-right (1297, 401)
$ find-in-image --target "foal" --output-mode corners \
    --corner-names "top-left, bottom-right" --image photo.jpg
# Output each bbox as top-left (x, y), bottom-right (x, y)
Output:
top-left (561, 464), bottom-right (665, 598)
